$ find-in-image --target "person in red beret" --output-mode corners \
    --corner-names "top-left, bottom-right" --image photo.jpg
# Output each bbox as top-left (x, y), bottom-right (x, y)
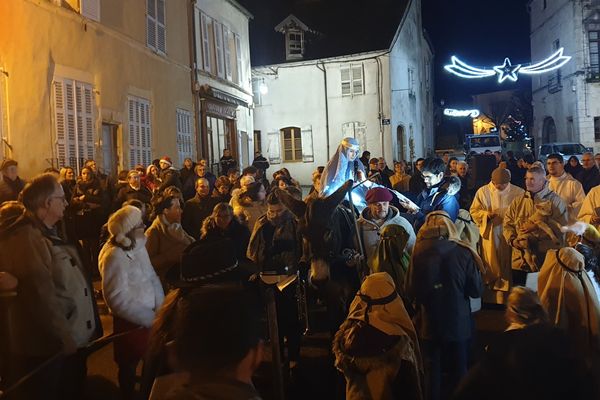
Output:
top-left (357, 187), bottom-right (416, 273)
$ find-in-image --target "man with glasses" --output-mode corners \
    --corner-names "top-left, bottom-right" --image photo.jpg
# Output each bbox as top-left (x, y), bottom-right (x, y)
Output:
top-left (575, 152), bottom-right (600, 194)
top-left (0, 174), bottom-right (100, 400)
top-left (546, 153), bottom-right (585, 224)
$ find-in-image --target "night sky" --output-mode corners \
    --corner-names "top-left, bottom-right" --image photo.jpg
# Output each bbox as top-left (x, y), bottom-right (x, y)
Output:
top-left (240, 0), bottom-right (533, 106)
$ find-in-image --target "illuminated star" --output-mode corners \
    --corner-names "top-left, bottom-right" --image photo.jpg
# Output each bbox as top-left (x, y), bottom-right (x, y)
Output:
top-left (493, 58), bottom-right (521, 83)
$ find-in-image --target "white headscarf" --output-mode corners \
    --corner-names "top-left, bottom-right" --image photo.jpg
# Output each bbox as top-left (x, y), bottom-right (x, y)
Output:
top-left (320, 137), bottom-right (363, 197)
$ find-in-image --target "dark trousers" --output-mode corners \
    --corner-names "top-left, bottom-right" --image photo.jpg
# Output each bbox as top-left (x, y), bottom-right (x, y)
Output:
top-left (421, 339), bottom-right (469, 400)
top-left (275, 284), bottom-right (301, 362)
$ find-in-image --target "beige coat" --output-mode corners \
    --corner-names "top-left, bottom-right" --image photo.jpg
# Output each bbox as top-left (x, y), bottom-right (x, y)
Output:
top-left (503, 185), bottom-right (568, 271)
top-left (146, 215), bottom-right (195, 284)
top-left (548, 172), bottom-right (585, 224)
top-left (578, 185), bottom-right (600, 226)
top-left (471, 183), bottom-right (524, 291)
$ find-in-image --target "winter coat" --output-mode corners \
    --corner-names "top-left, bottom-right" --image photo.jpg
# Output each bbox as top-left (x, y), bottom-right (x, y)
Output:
top-left (182, 195), bottom-right (218, 240)
top-left (182, 173), bottom-right (216, 201)
top-left (503, 185), bottom-right (568, 270)
top-left (201, 218), bottom-right (251, 262)
top-left (114, 184), bottom-right (153, 210)
top-left (0, 175), bottom-right (26, 204)
top-left (0, 209), bottom-right (99, 356)
top-left (252, 155), bottom-right (270, 172)
top-left (179, 165), bottom-right (196, 189)
top-left (408, 173), bottom-right (426, 197)
top-left (357, 206), bottom-right (416, 271)
top-left (548, 172), bottom-right (585, 223)
top-left (576, 166), bottom-right (600, 194)
top-left (71, 177), bottom-right (108, 238)
top-left (407, 237), bottom-right (483, 341)
top-left (220, 156), bottom-right (237, 176)
top-left (247, 213), bottom-right (302, 272)
top-left (390, 173), bottom-right (411, 193)
top-left (158, 167), bottom-right (182, 193)
top-left (99, 236), bottom-right (164, 328)
top-left (146, 215), bottom-right (195, 284)
top-left (414, 183), bottom-right (460, 231)
top-left (234, 199), bottom-right (267, 232)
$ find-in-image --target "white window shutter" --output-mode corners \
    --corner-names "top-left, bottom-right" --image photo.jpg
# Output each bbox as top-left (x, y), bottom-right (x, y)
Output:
top-left (64, 80), bottom-right (77, 167)
top-left (223, 26), bottom-right (233, 81)
top-left (342, 122), bottom-right (355, 138)
top-left (81, 0), bottom-right (100, 21)
top-left (267, 131), bottom-right (281, 164)
top-left (82, 83), bottom-right (95, 161)
top-left (355, 122), bottom-right (367, 146)
top-left (214, 21), bottom-right (225, 78)
top-left (128, 98), bottom-right (138, 167)
top-left (235, 34), bottom-right (243, 85)
top-left (53, 79), bottom-right (69, 168)
top-left (352, 65), bottom-right (363, 95)
top-left (156, 0), bottom-right (166, 54)
top-left (147, 0), bottom-right (157, 50)
top-left (201, 13), bottom-right (211, 72)
top-left (341, 66), bottom-right (351, 96)
top-left (177, 108), bottom-right (194, 165)
top-left (301, 126), bottom-right (314, 162)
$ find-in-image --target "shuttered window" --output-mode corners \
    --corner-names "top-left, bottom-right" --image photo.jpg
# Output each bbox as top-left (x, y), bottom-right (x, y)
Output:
top-left (147, 0), bottom-right (166, 54)
top-left (52, 77), bottom-right (96, 170)
top-left (235, 34), bottom-right (243, 85)
top-left (280, 127), bottom-right (302, 162)
top-left (81, 0), bottom-right (100, 21)
top-left (214, 21), bottom-right (225, 78)
top-left (200, 12), bottom-right (212, 72)
top-left (177, 108), bottom-right (194, 166)
top-left (341, 64), bottom-right (364, 96)
top-left (128, 96), bottom-right (152, 168)
top-left (223, 25), bottom-right (233, 81)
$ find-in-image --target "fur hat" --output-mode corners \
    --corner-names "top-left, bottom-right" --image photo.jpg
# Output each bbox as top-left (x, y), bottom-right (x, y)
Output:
top-left (108, 205), bottom-right (142, 247)
top-left (159, 156), bottom-right (173, 167)
top-left (365, 187), bottom-right (393, 203)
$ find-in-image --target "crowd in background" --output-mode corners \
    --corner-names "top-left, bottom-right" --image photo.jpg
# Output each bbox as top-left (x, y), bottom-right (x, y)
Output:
top-left (0, 143), bottom-right (600, 400)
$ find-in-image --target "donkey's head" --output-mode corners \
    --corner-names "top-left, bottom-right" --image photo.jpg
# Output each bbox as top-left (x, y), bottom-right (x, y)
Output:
top-left (277, 180), bottom-right (353, 285)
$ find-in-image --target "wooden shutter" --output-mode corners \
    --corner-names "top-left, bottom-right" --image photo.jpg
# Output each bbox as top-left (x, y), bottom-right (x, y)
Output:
top-left (177, 108), bottom-right (193, 165)
top-left (75, 81), bottom-right (95, 164)
top-left (128, 98), bottom-right (139, 168)
top-left (201, 13), bottom-right (211, 72)
top-left (267, 131), bottom-right (281, 164)
top-left (341, 66), bottom-right (351, 96)
top-left (81, 0), bottom-right (100, 21)
top-left (351, 65), bottom-right (363, 95)
top-left (301, 126), bottom-right (314, 162)
top-left (223, 26), bottom-right (232, 81)
top-left (53, 79), bottom-right (70, 167)
top-left (146, 0), bottom-right (157, 50)
top-left (235, 34), bottom-right (243, 85)
top-left (156, 0), bottom-right (166, 54)
top-left (141, 100), bottom-right (152, 167)
top-left (214, 21), bottom-right (225, 78)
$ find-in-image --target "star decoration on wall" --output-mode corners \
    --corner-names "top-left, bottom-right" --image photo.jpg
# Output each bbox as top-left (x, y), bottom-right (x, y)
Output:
top-left (444, 48), bottom-right (571, 84)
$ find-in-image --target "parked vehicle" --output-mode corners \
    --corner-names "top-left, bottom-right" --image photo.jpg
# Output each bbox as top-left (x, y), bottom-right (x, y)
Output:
top-left (537, 142), bottom-right (591, 164)
top-left (464, 133), bottom-right (502, 155)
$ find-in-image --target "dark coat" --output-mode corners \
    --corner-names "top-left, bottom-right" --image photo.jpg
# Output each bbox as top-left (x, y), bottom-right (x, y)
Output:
top-left (407, 238), bottom-right (483, 341)
top-left (71, 178), bottom-right (108, 239)
top-left (182, 195), bottom-right (218, 240)
top-left (114, 185), bottom-right (153, 210)
top-left (414, 184), bottom-right (460, 231)
top-left (179, 164), bottom-right (196, 188)
top-left (219, 156), bottom-right (237, 176)
top-left (408, 173), bottom-right (426, 197)
top-left (458, 175), bottom-right (474, 210)
top-left (0, 176), bottom-right (26, 204)
top-left (576, 166), bottom-right (600, 194)
top-left (252, 155), bottom-right (270, 172)
top-left (158, 168), bottom-right (182, 193)
top-left (182, 173), bottom-right (216, 201)
top-left (202, 218), bottom-right (251, 262)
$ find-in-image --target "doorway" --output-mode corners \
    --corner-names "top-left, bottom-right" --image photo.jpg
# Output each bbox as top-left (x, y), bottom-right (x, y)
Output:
top-left (397, 125), bottom-right (406, 161)
top-left (101, 123), bottom-right (119, 177)
top-left (542, 117), bottom-right (557, 143)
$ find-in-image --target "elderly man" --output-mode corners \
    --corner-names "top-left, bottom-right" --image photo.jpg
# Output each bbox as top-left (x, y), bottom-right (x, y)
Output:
top-left (503, 166), bottom-right (568, 271)
top-left (0, 175), bottom-right (100, 400)
top-left (113, 170), bottom-right (152, 210)
top-left (576, 152), bottom-right (600, 194)
top-left (182, 177), bottom-right (217, 240)
top-left (471, 168), bottom-right (524, 298)
top-left (546, 153), bottom-right (585, 223)
top-left (456, 161), bottom-right (474, 209)
top-left (357, 187), bottom-right (416, 272)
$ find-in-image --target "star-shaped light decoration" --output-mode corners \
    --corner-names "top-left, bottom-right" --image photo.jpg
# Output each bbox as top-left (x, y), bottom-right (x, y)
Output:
top-left (493, 58), bottom-right (521, 83)
top-left (443, 48), bottom-right (571, 84)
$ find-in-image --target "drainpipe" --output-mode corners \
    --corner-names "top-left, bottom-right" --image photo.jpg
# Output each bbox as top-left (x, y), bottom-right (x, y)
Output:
top-left (189, 0), bottom-right (203, 159)
top-left (317, 62), bottom-right (330, 157)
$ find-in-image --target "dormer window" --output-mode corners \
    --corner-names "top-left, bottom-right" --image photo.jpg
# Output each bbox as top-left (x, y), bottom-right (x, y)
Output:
top-left (287, 30), bottom-right (304, 58)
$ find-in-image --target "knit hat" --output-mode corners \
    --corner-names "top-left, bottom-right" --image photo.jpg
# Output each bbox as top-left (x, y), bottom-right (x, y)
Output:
top-left (491, 167), bottom-right (511, 184)
top-left (365, 187), bottom-right (393, 203)
top-left (0, 159), bottom-right (17, 171)
top-left (159, 156), bottom-right (173, 167)
top-left (107, 205), bottom-right (142, 247)
top-left (166, 239), bottom-right (248, 288)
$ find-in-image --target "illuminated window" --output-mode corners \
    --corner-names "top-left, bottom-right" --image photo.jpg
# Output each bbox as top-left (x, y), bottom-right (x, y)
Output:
top-left (280, 127), bottom-right (302, 162)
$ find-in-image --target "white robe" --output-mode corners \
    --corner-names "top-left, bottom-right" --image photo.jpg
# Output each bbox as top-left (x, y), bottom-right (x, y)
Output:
top-left (548, 172), bottom-right (585, 224)
top-left (578, 185), bottom-right (600, 225)
top-left (470, 182), bottom-right (524, 292)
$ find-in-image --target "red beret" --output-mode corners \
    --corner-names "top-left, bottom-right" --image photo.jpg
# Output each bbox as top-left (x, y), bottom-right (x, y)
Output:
top-left (365, 187), bottom-right (393, 203)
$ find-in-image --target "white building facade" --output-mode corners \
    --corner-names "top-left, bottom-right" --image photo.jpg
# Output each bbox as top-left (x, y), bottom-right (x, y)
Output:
top-left (529, 0), bottom-right (600, 150)
top-left (252, 0), bottom-right (433, 185)
top-left (193, 0), bottom-right (254, 173)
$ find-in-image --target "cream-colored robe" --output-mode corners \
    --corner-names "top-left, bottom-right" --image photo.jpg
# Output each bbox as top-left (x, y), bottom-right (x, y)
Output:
top-left (548, 172), bottom-right (585, 224)
top-left (471, 182), bottom-right (524, 292)
top-left (578, 185), bottom-right (600, 226)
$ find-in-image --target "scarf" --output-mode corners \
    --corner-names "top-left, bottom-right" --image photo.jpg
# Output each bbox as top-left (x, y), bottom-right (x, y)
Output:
top-left (371, 224), bottom-right (410, 296)
top-left (155, 214), bottom-right (194, 246)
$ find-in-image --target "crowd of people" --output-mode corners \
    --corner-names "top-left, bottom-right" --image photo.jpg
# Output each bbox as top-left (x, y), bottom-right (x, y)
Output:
top-left (0, 142), bottom-right (600, 400)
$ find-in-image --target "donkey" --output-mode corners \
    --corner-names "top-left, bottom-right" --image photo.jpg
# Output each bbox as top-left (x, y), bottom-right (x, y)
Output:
top-left (277, 180), bottom-right (361, 332)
